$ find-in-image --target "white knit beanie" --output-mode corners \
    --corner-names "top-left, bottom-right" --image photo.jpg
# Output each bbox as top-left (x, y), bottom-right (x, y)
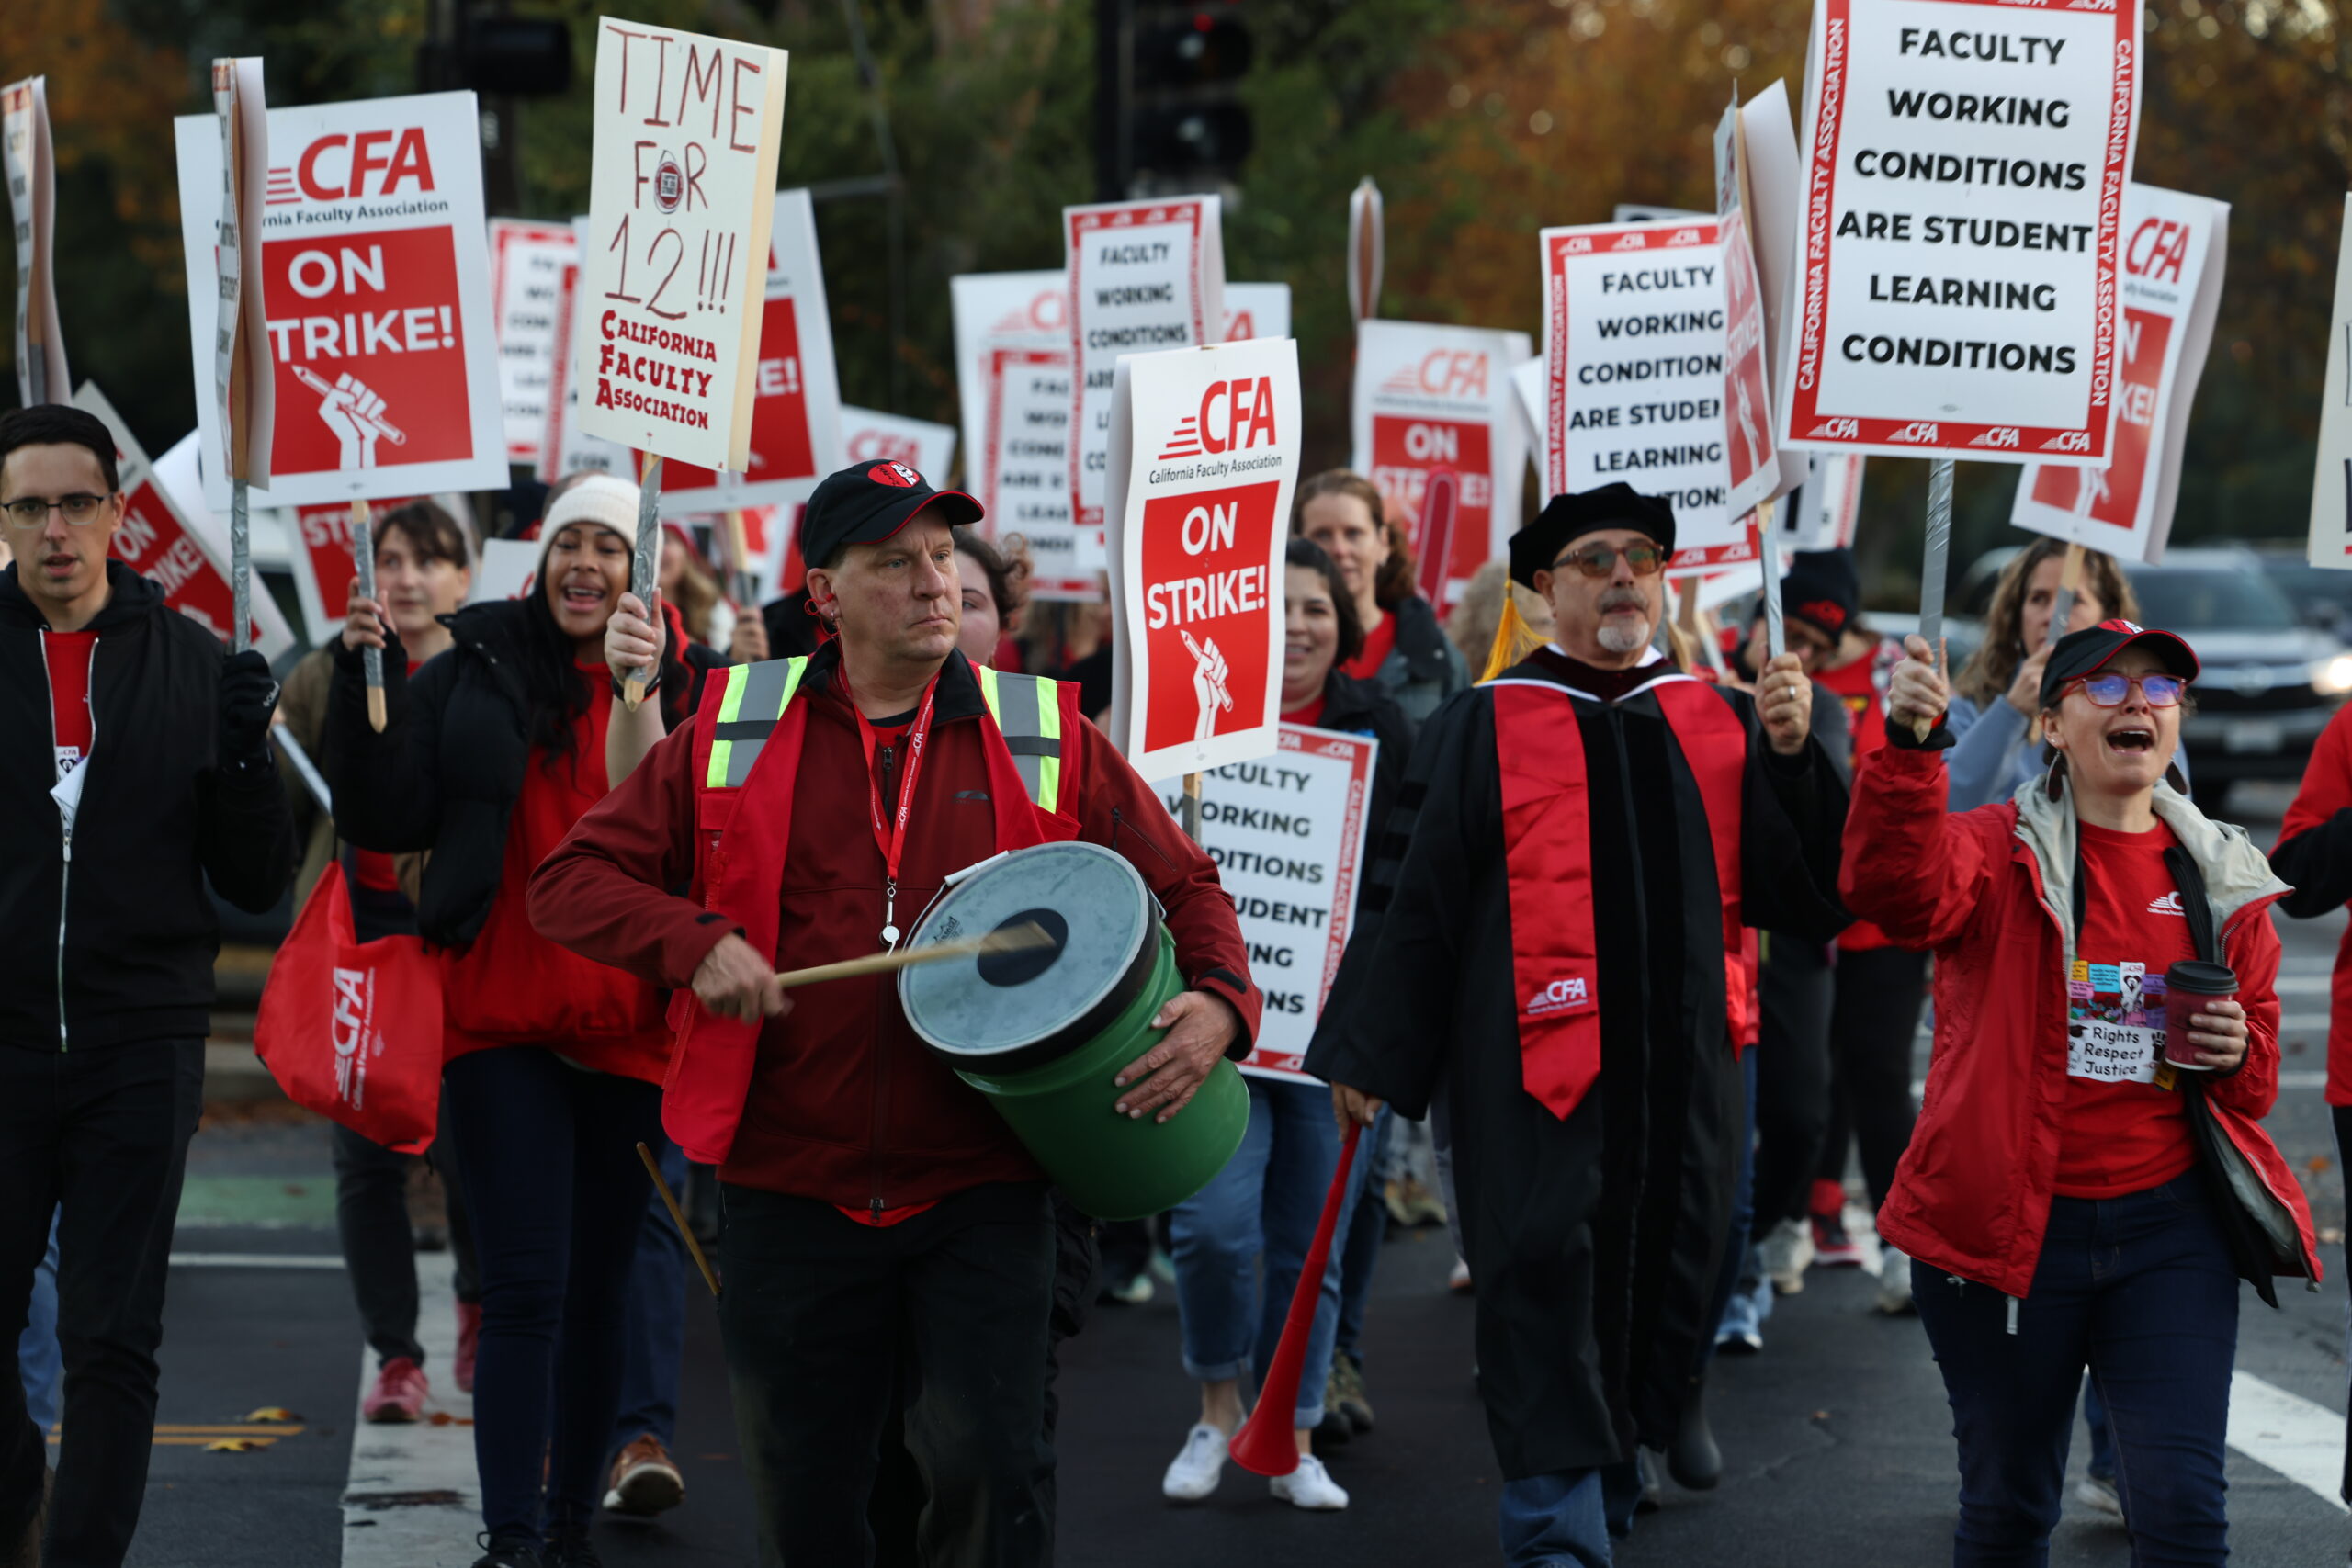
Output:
top-left (539, 473), bottom-right (641, 561)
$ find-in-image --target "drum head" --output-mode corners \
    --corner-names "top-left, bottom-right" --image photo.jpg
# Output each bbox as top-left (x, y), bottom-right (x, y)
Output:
top-left (900, 841), bottom-right (1157, 1062)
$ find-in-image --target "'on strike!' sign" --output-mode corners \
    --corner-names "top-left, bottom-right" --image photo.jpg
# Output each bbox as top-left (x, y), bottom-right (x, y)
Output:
top-left (174, 90), bottom-right (505, 509)
top-left (1157, 724), bottom-right (1377, 1081)
top-left (575, 18), bottom-right (788, 473)
top-left (1105, 336), bottom-right (1300, 781)
top-left (1777, 0), bottom-right (2143, 465)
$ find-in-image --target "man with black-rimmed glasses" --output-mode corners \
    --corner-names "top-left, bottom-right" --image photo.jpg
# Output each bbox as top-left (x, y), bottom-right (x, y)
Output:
top-left (0, 403), bottom-right (291, 1568)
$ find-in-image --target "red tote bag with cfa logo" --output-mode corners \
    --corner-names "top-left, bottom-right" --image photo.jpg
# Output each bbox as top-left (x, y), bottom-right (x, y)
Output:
top-left (254, 863), bottom-right (444, 1153)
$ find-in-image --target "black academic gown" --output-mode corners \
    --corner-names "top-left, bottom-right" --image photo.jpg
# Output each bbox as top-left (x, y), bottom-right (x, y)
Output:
top-left (1304, 651), bottom-right (1849, 1479)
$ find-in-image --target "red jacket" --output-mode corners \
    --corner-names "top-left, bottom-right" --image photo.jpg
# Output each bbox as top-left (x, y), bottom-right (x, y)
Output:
top-left (2270, 701), bottom-right (2352, 1105)
top-left (1844, 739), bottom-right (2317, 1298)
top-left (528, 645), bottom-right (1259, 1212)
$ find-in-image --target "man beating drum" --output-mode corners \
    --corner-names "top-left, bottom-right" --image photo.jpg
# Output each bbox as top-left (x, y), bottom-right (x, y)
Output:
top-left (529, 459), bottom-right (1261, 1567)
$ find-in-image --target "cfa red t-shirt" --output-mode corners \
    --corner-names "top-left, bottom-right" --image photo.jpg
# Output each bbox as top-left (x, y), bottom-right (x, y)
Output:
top-left (351, 656), bottom-right (426, 893)
top-left (1281, 694), bottom-right (1326, 728)
top-left (2053, 818), bottom-right (2199, 1199)
top-left (43, 629), bottom-right (97, 781)
top-left (1340, 612), bottom-right (1396, 685)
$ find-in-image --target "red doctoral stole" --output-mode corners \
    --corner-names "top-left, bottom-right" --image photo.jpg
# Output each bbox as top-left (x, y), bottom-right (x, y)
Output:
top-left (1490, 672), bottom-right (1749, 1119)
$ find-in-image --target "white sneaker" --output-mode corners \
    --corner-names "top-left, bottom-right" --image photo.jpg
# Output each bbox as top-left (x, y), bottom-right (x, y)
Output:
top-left (1875, 1246), bottom-right (1916, 1315)
top-left (1161, 1423), bottom-right (1229, 1501)
top-left (1758, 1217), bottom-right (1814, 1295)
top-left (1268, 1452), bottom-right (1350, 1510)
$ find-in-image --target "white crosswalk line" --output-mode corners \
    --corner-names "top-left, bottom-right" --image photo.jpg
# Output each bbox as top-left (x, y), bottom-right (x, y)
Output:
top-left (169, 1252), bottom-right (345, 1269)
top-left (2228, 1371), bottom-right (2349, 1514)
top-left (342, 1251), bottom-right (481, 1566)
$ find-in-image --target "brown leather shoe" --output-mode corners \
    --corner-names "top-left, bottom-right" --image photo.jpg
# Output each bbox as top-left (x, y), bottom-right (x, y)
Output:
top-left (603, 1435), bottom-right (684, 1517)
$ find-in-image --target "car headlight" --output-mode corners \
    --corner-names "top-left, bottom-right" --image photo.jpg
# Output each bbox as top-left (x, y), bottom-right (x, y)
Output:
top-left (2313, 654), bottom-right (2352, 696)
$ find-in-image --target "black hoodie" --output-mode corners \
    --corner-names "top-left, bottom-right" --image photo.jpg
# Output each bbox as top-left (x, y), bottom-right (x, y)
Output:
top-left (0, 561), bottom-right (295, 1051)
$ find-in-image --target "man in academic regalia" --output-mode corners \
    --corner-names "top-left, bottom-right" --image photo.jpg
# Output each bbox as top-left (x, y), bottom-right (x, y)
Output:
top-left (1306, 484), bottom-right (1850, 1567)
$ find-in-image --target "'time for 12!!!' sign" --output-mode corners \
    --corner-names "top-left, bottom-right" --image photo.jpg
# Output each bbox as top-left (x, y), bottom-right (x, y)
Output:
top-left (575, 18), bottom-right (787, 473)
top-left (1105, 336), bottom-right (1301, 782)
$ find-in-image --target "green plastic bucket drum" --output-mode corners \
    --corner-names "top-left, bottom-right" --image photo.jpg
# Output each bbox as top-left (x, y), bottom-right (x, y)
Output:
top-left (899, 841), bottom-right (1249, 1220)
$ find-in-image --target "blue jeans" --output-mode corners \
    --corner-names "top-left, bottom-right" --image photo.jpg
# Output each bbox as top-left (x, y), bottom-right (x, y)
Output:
top-left (443, 1047), bottom-right (662, 1546)
top-left (1499, 1466), bottom-right (1644, 1566)
top-left (1169, 1075), bottom-right (1355, 1428)
top-left (17, 1212), bottom-right (59, 1436)
top-left (2083, 1380), bottom-right (2114, 1481)
top-left (613, 1134), bottom-right (688, 1454)
top-left (1912, 1171), bottom-right (2238, 1566)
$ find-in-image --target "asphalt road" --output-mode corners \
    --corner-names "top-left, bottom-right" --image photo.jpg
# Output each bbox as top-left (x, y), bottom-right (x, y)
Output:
top-left (96, 784), bottom-right (2352, 1566)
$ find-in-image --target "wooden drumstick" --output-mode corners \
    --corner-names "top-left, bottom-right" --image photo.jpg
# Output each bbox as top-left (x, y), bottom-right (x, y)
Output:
top-left (772, 921), bottom-right (1055, 991)
top-left (637, 1142), bottom-right (721, 1299)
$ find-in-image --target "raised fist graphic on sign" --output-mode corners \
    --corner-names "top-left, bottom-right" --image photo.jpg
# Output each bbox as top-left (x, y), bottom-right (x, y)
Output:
top-left (295, 366), bottom-right (408, 469)
top-left (1180, 627), bottom-right (1233, 745)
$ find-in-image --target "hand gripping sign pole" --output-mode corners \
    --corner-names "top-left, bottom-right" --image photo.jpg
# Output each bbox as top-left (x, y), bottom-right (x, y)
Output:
top-left (350, 501), bottom-right (385, 731)
top-left (624, 458), bottom-right (662, 710)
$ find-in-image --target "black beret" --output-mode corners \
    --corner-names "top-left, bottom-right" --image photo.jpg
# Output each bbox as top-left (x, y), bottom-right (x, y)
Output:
top-left (1508, 483), bottom-right (1678, 589)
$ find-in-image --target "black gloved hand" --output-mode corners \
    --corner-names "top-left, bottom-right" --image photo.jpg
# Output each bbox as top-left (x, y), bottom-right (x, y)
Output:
top-left (219, 649), bottom-right (281, 768)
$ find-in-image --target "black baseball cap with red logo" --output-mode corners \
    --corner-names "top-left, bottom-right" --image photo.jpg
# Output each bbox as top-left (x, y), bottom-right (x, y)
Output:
top-left (797, 459), bottom-right (984, 570)
top-left (2038, 618), bottom-right (2200, 709)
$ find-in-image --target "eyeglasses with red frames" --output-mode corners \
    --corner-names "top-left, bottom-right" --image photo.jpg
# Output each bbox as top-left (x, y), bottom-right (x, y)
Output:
top-left (2062, 672), bottom-right (2186, 708)
top-left (1550, 542), bottom-right (1667, 579)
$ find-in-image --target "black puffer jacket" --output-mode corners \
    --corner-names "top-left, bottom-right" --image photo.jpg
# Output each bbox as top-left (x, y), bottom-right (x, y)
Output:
top-left (0, 562), bottom-right (293, 1051)
top-left (1316, 666), bottom-right (1416, 833)
top-left (322, 599), bottom-right (722, 949)
top-left (1372, 592), bottom-right (1470, 731)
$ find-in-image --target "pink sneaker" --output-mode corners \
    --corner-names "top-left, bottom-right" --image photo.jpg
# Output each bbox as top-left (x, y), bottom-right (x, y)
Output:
top-left (454, 1300), bottom-right (481, 1394)
top-left (362, 1356), bottom-right (428, 1423)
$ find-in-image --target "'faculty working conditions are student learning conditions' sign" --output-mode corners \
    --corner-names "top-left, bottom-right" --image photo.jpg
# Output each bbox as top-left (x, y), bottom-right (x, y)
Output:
top-left (1778, 0), bottom-right (2143, 467)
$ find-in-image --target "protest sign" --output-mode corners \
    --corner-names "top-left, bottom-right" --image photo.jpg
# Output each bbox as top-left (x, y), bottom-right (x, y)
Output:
top-left (574, 18), bottom-right (788, 473)
top-left (644, 189), bottom-right (842, 513)
top-left (467, 536), bottom-right (542, 604)
top-left (489, 219), bottom-right (577, 468)
top-left (1351, 320), bottom-right (1533, 606)
top-left (1158, 723), bottom-right (1376, 1080)
top-left (4, 78), bottom-right (67, 405)
top-left (1067, 197), bottom-right (1226, 558)
top-left (2012, 185), bottom-right (2225, 563)
top-left (2308, 198), bottom-right (2352, 568)
top-left (1715, 95), bottom-right (1792, 520)
top-left (1780, 453), bottom-right (1866, 550)
top-left (1105, 336), bottom-right (1298, 780)
top-left (76, 386), bottom-right (294, 660)
top-left (953, 271), bottom-right (1083, 590)
top-left (540, 224), bottom-right (632, 480)
top-left (204, 58), bottom-right (274, 491)
top-left (175, 89), bottom-right (503, 507)
top-left (1538, 219), bottom-right (1758, 575)
top-left (1224, 283), bottom-right (1291, 344)
top-left (1777, 0), bottom-right (2143, 465)
top-left (840, 406), bottom-right (956, 486)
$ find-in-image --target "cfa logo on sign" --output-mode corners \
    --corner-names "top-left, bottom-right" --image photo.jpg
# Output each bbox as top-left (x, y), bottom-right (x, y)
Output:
top-left (1379, 351), bottom-right (1490, 400)
top-left (290, 129), bottom-right (436, 202)
top-left (1808, 418), bottom-right (1861, 439)
top-left (1157, 377), bottom-right (1281, 460)
top-left (848, 430), bottom-right (922, 468)
top-left (2125, 219), bottom-right (2192, 284)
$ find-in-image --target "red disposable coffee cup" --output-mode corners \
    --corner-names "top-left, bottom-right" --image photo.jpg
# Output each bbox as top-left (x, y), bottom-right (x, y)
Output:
top-left (2163, 961), bottom-right (2237, 1071)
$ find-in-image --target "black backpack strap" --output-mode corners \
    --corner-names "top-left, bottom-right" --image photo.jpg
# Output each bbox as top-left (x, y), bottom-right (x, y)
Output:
top-left (2162, 845), bottom-right (2221, 964)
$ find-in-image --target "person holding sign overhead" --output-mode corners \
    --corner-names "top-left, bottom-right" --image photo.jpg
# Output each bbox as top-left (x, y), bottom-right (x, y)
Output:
top-left (1309, 483), bottom-right (1850, 1566)
top-left (1158, 538), bottom-right (1411, 1512)
top-left (528, 459), bottom-right (1259, 1568)
top-left (1848, 623), bottom-right (2315, 1566)
top-left (325, 474), bottom-right (707, 1567)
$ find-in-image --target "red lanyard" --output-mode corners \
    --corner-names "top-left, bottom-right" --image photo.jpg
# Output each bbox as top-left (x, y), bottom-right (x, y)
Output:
top-left (852, 675), bottom-right (939, 948)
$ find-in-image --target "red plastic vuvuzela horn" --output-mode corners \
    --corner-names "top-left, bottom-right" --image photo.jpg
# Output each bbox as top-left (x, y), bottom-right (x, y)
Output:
top-left (1229, 1119), bottom-right (1364, 1478)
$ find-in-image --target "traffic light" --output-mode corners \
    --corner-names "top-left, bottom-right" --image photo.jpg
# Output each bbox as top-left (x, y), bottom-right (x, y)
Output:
top-left (1098, 1), bottom-right (1256, 197)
